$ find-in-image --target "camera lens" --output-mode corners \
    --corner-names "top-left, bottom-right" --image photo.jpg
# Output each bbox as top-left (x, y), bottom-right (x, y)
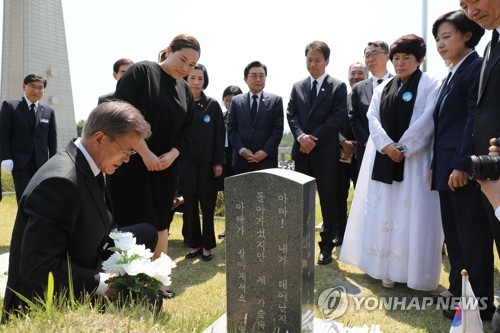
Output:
top-left (468, 155), bottom-right (500, 180)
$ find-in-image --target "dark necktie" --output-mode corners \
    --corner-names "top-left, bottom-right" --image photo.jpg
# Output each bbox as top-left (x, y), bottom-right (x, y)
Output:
top-left (96, 172), bottom-right (105, 194)
top-left (250, 94), bottom-right (258, 123)
top-left (377, 78), bottom-right (384, 85)
top-left (491, 29), bottom-right (499, 52)
top-left (29, 103), bottom-right (36, 126)
top-left (310, 80), bottom-right (318, 107)
top-left (97, 172), bottom-right (113, 218)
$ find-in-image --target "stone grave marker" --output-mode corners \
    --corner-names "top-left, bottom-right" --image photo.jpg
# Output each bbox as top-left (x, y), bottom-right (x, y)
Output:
top-left (225, 168), bottom-right (316, 332)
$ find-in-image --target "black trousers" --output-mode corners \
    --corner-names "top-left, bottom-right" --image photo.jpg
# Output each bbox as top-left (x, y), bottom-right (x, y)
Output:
top-left (182, 191), bottom-right (217, 250)
top-left (295, 159), bottom-right (338, 252)
top-left (439, 184), bottom-right (494, 315)
top-left (12, 163), bottom-right (38, 203)
top-left (335, 159), bottom-right (358, 234)
top-left (101, 223), bottom-right (158, 261)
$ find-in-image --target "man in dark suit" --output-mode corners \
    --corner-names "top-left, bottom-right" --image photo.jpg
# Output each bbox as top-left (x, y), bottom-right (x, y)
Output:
top-left (287, 41), bottom-right (347, 265)
top-left (349, 41), bottom-right (392, 171)
top-left (0, 74), bottom-right (57, 203)
top-left (2, 101), bottom-right (156, 320)
top-left (227, 61), bottom-right (284, 174)
top-left (332, 62), bottom-right (369, 247)
top-left (97, 58), bottom-right (133, 104)
top-left (460, 0), bottom-right (500, 327)
top-left (461, 0), bottom-right (500, 255)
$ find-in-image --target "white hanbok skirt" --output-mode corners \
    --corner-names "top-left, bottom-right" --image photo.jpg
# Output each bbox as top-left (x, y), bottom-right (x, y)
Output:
top-left (339, 137), bottom-right (443, 291)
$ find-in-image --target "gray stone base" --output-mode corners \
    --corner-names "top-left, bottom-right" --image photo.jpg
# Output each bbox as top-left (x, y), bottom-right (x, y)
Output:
top-left (201, 313), bottom-right (382, 333)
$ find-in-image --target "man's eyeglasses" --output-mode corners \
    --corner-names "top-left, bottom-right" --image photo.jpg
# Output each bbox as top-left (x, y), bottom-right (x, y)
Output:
top-left (247, 74), bottom-right (266, 80)
top-left (27, 84), bottom-right (45, 91)
top-left (114, 139), bottom-right (137, 157)
top-left (364, 51), bottom-right (387, 59)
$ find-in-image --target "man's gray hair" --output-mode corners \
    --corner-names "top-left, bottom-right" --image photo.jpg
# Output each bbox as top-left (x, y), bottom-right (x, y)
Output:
top-left (82, 101), bottom-right (151, 140)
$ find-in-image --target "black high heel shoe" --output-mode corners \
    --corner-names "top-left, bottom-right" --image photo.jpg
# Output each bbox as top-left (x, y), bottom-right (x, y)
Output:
top-left (185, 248), bottom-right (202, 259)
top-left (160, 289), bottom-right (176, 299)
top-left (201, 250), bottom-right (213, 262)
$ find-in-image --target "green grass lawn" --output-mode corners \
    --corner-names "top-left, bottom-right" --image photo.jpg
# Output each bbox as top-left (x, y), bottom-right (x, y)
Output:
top-left (0, 189), bottom-right (498, 332)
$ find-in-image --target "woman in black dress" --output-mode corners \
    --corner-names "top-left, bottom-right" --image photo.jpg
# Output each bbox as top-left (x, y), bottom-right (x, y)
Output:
top-left (181, 64), bottom-right (225, 261)
top-left (107, 34), bottom-right (200, 266)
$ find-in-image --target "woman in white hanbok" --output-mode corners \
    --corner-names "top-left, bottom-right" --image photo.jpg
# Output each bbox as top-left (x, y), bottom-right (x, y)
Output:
top-left (340, 34), bottom-right (444, 291)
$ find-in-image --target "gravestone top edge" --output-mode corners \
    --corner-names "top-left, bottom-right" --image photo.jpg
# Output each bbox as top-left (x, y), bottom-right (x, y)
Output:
top-left (226, 168), bottom-right (315, 186)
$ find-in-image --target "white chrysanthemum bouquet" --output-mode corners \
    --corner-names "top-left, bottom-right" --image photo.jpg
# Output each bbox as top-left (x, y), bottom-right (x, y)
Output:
top-left (101, 231), bottom-right (176, 297)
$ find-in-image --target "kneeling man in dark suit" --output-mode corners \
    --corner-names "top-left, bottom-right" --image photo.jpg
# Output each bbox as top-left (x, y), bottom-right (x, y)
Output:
top-left (2, 101), bottom-right (156, 320)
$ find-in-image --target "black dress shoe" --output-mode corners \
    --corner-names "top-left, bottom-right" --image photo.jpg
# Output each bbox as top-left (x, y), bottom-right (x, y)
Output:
top-left (218, 232), bottom-right (225, 239)
top-left (160, 289), bottom-right (176, 299)
top-left (185, 249), bottom-right (202, 259)
top-left (317, 251), bottom-right (333, 265)
top-left (201, 253), bottom-right (213, 261)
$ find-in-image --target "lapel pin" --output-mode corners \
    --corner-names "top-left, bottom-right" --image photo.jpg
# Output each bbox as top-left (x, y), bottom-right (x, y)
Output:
top-left (402, 92), bottom-right (413, 102)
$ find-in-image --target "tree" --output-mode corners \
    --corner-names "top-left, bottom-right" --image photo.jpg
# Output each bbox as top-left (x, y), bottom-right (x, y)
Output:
top-left (76, 120), bottom-right (85, 137)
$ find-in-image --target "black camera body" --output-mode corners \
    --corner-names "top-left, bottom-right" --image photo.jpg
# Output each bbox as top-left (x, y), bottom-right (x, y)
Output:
top-left (467, 137), bottom-right (500, 180)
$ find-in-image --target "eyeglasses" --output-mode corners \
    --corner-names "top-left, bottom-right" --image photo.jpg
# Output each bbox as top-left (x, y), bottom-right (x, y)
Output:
top-left (27, 84), bottom-right (45, 91)
top-left (364, 51), bottom-right (387, 59)
top-left (114, 139), bottom-right (137, 157)
top-left (247, 74), bottom-right (266, 80)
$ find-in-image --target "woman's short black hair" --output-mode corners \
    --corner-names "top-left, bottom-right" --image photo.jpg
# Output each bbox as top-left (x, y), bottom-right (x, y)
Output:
top-left (389, 34), bottom-right (426, 62)
top-left (222, 85), bottom-right (243, 100)
top-left (432, 10), bottom-right (485, 49)
top-left (184, 63), bottom-right (209, 90)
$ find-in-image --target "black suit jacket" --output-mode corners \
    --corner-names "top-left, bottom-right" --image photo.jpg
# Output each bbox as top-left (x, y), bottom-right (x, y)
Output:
top-left (343, 92), bottom-right (356, 141)
top-left (474, 34), bottom-right (500, 155)
top-left (287, 75), bottom-right (347, 164)
top-left (348, 78), bottom-right (372, 149)
top-left (179, 92), bottom-right (225, 192)
top-left (227, 91), bottom-right (284, 171)
top-left (0, 98), bottom-right (57, 169)
top-left (3, 141), bottom-right (112, 314)
top-left (349, 75), bottom-right (393, 158)
top-left (98, 91), bottom-right (115, 105)
top-left (432, 52), bottom-right (482, 191)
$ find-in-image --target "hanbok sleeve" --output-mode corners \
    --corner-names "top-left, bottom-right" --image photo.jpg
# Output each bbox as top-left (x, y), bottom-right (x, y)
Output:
top-left (399, 74), bottom-right (441, 158)
top-left (367, 85), bottom-right (393, 153)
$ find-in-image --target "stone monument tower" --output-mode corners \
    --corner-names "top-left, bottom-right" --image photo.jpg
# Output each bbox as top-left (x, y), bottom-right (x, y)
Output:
top-left (1, 0), bottom-right (76, 147)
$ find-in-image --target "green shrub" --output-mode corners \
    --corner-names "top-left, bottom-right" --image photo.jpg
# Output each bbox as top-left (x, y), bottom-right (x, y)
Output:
top-left (1, 170), bottom-right (15, 192)
top-left (214, 191), bottom-right (225, 217)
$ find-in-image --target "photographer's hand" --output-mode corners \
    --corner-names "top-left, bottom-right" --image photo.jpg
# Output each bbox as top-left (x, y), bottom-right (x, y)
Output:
top-left (489, 137), bottom-right (500, 156)
top-left (477, 179), bottom-right (500, 215)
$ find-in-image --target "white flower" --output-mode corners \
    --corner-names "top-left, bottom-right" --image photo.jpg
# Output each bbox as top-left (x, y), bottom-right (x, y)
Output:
top-left (109, 231), bottom-right (136, 251)
top-left (122, 258), bottom-right (149, 276)
top-left (149, 253), bottom-right (176, 286)
top-left (127, 244), bottom-right (154, 260)
top-left (101, 232), bottom-right (176, 292)
top-left (102, 252), bottom-right (126, 275)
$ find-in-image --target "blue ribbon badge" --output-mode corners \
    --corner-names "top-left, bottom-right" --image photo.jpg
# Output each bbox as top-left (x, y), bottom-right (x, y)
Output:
top-left (203, 114), bottom-right (211, 123)
top-left (402, 92), bottom-right (413, 102)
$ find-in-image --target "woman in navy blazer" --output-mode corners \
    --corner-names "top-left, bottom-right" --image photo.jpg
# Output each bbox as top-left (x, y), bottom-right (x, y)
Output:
top-left (431, 10), bottom-right (495, 320)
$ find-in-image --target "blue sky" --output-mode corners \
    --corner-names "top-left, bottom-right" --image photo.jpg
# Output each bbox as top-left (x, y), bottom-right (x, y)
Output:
top-left (7, 0), bottom-right (491, 121)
